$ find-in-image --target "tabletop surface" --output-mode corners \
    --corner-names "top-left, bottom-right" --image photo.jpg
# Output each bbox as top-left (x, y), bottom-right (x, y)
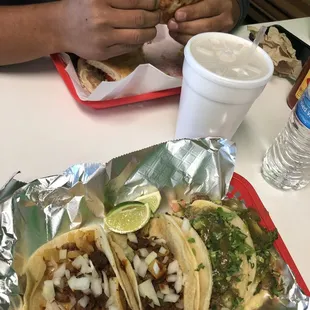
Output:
top-left (0, 17), bottom-right (309, 289)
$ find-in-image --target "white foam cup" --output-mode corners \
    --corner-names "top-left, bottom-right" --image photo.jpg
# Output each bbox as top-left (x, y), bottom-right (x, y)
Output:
top-left (175, 32), bottom-right (274, 140)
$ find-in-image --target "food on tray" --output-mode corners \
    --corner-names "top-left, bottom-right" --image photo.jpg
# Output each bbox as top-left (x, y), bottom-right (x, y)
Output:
top-left (77, 49), bottom-right (146, 92)
top-left (171, 196), bottom-right (283, 310)
top-left (108, 214), bottom-right (212, 309)
top-left (22, 226), bottom-right (139, 310)
top-left (159, 0), bottom-right (201, 23)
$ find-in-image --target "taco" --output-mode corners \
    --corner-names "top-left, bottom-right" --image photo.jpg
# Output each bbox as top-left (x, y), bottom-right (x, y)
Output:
top-left (172, 199), bottom-right (257, 309)
top-left (22, 225), bottom-right (139, 310)
top-left (108, 214), bottom-right (212, 310)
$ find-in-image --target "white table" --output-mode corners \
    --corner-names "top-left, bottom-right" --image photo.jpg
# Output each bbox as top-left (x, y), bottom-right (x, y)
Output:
top-left (1, 17), bottom-right (309, 290)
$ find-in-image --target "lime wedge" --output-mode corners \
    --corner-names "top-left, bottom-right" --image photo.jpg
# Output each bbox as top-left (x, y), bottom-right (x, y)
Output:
top-left (104, 201), bottom-right (151, 234)
top-left (135, 191), bottom-right (161, 213)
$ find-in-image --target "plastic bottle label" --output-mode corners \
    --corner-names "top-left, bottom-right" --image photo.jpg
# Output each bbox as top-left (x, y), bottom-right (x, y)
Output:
top-left (296, 88), bottom-right (310, 129)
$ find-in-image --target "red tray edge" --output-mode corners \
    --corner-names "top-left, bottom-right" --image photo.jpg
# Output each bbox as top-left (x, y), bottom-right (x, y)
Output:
top-left (50, 54), bottom-right (181, 109)
top-left (232, 172), bottom-right (310, 297)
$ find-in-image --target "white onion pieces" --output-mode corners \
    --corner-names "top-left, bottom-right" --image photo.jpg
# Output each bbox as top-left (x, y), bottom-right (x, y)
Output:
top-left (139, 248), bottom-right (149, 258)
top-left (181, 218), bottom-right (191, 233)
top-left (53, 263), bottom-right (66, 279)
top-left (167, 275), bottom-right (178, 282)
top-left (91, 277), bottom-right (102, 297)
top-left (68, 276), bottom-right (90, 291)
top-left (65, 270), bottom-right (70, 280)
top-left (138, 260), bottom-right (148, 278)
top-left (176, 299), bottom-right (184, 309)
top-left (78, 296), bottom-right (90, 308)
top-left (157, 291), bottom-right (164, 299)
top-left (127, 233), bottom-right (138, 244)
top-left (72, 255), bottom-right (92, 274)
top-left (42, 280), bottom-right (55, 302)
top-left (159, 247), bottom-right (167, 255)
top-left (164, 294), bottom-right (180, 303)
top-left (162, 256), bottom-right (169, 264)
top-left (174, 270), bottom-right (183, 293)
top-left (138, 279), bottom-right (160, 306)
top-left (59, 249), bottom-right (67, 260)
top-left (153, 238), bottom-right (166, 245)
top-left (153, 261), bottom-right (160, 276)
top-left (145, 251), bottom-right (157, 265)
top-left (168, 260), bottom-right (179, 274)
top-left (133, 255), bottom-right (141, 272)
top-left (159, 284), bottom-right (170, 295)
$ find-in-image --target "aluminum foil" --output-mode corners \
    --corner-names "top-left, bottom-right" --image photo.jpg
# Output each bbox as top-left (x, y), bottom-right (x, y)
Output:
top-left (0, 138), bottom-right (309, 310)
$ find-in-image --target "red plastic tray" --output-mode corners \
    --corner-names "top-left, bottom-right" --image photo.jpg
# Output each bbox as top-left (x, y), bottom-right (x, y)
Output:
top-left (51, 54), bottom-right (181, 110)
top-left (230, 172), bottom-right (310, 297)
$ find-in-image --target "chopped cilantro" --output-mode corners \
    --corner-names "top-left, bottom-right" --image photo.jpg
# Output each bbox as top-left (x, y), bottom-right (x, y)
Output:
top-left (188, 237), bottom-right (195, 243)
top-left (195, 263), bottom-right (205, 271)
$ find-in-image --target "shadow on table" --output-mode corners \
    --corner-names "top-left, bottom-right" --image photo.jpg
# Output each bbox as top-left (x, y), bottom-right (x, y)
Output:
top-left (0, 57), bottom-right (55, 74)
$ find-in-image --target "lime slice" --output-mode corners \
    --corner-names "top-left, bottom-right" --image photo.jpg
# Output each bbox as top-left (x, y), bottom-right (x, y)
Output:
top-left (104, 201), bottom-right (151, 234)
top-left (135, 191), bottom-right (161, 213)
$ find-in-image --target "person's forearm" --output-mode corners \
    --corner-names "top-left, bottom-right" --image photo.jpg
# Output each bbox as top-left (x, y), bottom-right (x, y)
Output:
top-left (0, 2), bottom-right (66, 65)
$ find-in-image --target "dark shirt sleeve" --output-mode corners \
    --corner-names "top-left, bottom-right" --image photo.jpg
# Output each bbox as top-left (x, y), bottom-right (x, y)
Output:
top-left (236, 0), bottom-right (250, 26)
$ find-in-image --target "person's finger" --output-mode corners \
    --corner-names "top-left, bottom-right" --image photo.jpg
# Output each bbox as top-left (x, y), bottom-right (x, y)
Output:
top-left (174, 0), bottom-right (220, 22)
top-left (110, 9), bottom-right (161, 29)
top-left (112, 28), bottom-right (157, 45)
top-left (169, 31), bottom-right (192, 46)
top-left (104, 44), bottom-right (143, 59)
top-left (109, 0), bottom-right (159, 11)
top-left (168, 15), bottom-right (224, 35)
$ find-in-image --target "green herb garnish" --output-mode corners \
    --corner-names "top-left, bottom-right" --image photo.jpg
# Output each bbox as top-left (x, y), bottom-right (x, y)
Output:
top-left (188, 237), bottom-right (195, 243)
top-left (195, 263), bottom-right (205, 271)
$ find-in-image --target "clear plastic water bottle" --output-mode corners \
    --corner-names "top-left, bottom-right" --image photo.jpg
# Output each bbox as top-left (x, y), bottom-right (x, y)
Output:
top-left (261, 84), bottom-right (310, 190)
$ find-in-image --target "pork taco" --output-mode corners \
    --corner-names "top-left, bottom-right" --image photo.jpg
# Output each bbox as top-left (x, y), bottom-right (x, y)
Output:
top-left (108, 214), bottom-right (212, 310)
top-left (22, 225), bottom-right (139, 310)
top-left (171, 199), bottom-right (257, 309)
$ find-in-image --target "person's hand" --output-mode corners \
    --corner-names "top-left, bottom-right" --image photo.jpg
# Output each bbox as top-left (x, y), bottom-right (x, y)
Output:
top-left (59, 0), bottom-right (161, 60)
top-left (167, 0), bottom-right (241, 45)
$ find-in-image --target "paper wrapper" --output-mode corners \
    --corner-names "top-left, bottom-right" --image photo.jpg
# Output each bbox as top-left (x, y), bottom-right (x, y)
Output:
top-left (0, 138), bottom-right (309, 309)
top-left (248, 26), bottom-right (303, 80)
top-left (64, 25), bottom-right (183, 101)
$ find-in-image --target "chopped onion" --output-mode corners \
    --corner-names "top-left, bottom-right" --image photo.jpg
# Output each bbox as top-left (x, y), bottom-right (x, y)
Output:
top-left (151, 242), bottom-right (156, 246)
top-left (72, 255), bottom-right (92, 274)
top-left (91, 277), bottom-right (102, 297)
top-left (167, 275), bottom-right (177, 282)
top-left (149, 302), bottom-right (155, 308)
top-left (102, 271), bottom-right (110, 297)
top-left (138, 279), bottom-right (160, 306)
top-left (82, 289), bottom-right (91, 295)
top-left (83, 254), bottom-right (89, 259)
top-left (159, 284), bottom-right (170, 295)
top-left (53, 277), bottom-right (64, 288)
top-left (153, 238), bottom-right (166, 245)
top-left (174, 270), bottom-right (183, 293)
top-left (68, 276), bottom-right (90, 291)
top-left (59, 249), bottom-right (67, 260)
top-left (159, 247), bottom-right (167, 255)
top-left (168, 260), bottom-right (179, 274)
top-left (145, 251), bottom-right (157, 265)
top-left (53, 263), bottom-right (66, 279)
top-left (139, 248), bottom-right (149, 258)
top-left (157, 291), bottom-right (164, 299)
top-left (181, 218), bottom-right (191, 233)
top-left (133, 255), bottom-right (141, 272)
top-left (176, 299), bottom-right (184, 309)
top-left (127, 233), bottom-right (138, 243)
top-left (72, 256), bottom-right (85, 269)
top-left (78, 296), bottom-right (89, 308)
top-left (137, 260), bottom-right (148, 278)
top-left (42, 280), bottom-right (55, 302)
top-left (89, 260), bottom-right (99, 278)
top-left (164, 293), bottom-right (180, 303)
top-left (65, 270), bottom-right (70, 280)
top-left (162, 256), bottom-right (169, 264)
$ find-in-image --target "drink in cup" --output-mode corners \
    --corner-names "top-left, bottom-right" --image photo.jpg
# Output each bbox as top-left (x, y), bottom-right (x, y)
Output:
top-left (175, 32), bottom-right (274, 140)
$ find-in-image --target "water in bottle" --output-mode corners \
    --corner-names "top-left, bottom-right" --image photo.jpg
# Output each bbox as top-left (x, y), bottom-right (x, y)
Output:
top-left (261, 84), bottom-right (310, 190)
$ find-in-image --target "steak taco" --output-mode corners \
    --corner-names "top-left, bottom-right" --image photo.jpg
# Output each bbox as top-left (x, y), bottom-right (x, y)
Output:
top-left (108, 214), bottom-right (212, 310)
top-left (22, 225), bottom-right (139, 310)
top-left (171, 199), bottom-right (257, 309)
